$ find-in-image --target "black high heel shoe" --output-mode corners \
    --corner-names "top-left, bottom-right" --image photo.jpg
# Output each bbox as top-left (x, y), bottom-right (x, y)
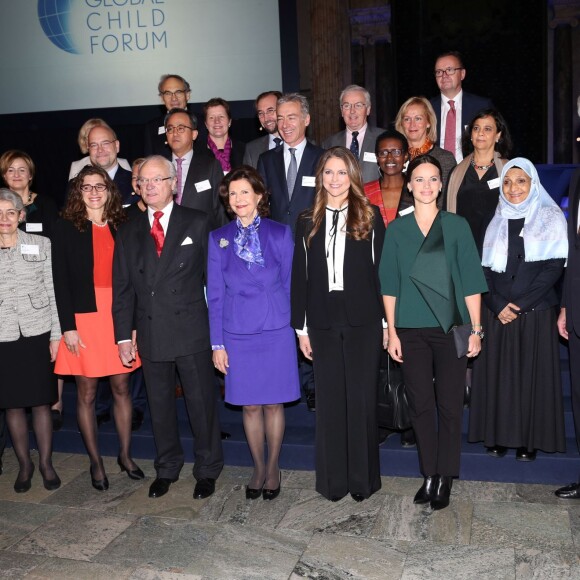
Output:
top-left (40, 467), bottom-right (61, 491)
top-left (14, 464), bottom-right (35, 493)
top-left (262, 472), bottom-right (281, 501)
top-left (117, 456), bottom-right (145, 480)
top-left (245, 484), bottom-right (263, 500)
top-left (90, 464), bottom-right (109, 491)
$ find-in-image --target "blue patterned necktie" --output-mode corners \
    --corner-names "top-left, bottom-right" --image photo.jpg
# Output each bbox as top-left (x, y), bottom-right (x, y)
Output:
top-left (350, 131), bottom-right (359, 159)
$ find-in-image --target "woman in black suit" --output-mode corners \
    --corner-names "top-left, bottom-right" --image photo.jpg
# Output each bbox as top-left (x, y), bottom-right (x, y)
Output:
top-left (291, 146), bottom-right (386, 502)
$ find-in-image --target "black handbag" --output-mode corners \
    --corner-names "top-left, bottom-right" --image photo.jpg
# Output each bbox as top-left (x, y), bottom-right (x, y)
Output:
top-left (377, 356), bottom-right (412, 431)
top-left (451, 324), bottom-right (471, 358)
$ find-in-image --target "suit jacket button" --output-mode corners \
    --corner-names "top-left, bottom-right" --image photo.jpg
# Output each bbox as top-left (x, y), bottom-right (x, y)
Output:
top-left (179, 263), bottom-right (184, 268)
top-left (151, 291), bottom-right (155, 296)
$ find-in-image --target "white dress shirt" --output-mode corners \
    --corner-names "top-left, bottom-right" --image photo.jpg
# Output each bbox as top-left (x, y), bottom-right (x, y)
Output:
top-left (346, 124), bottom-right (368, 151)
top-left (172, 148), bottom-right (194, 197)
top-left (325, 205), bottom-right (348, 291)
top-left (147, 200), bottom-right (174, 231)
top-left (283, 138), bottom-right (308, 175)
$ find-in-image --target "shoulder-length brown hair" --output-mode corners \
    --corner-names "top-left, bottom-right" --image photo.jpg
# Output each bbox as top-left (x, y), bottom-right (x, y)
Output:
top-left (62, 165), bottom-right (126, 231)
top-left (305, 147), bottom-right (374, 247)
top-left (219, 165), bottom-right (270, 217)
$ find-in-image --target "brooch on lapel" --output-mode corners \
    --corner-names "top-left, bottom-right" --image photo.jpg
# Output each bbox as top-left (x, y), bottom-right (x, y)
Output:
top-left (219, 238), bottom-right (229, 248)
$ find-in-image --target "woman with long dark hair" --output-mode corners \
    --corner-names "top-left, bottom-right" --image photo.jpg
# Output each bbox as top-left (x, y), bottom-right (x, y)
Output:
top-left (291, 147), bottom-right (386, 502)
top-left (53, 165), bottom-right (143, 491)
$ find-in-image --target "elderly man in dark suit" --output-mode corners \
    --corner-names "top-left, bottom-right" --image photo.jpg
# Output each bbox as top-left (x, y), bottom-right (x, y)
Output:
top-left (243, 91), bottom-right (283, 168)
top-left (113, 155), bottom-right (224, 500)
top-left (322, 85), bottom-right (385, 184)
top-left (429, 51), bottom-right (492, 163)
top-left (556, 167), bottom-right (580, 500)
top-left (164, 108), bottom-right (228, 231)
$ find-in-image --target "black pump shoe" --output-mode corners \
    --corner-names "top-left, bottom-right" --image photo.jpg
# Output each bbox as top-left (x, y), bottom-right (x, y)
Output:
top-left (245, 485), bottom-right (263, 500)
top-left (90, 464), bottom-right (109, 491)
top-left (414, 475), bottom-right (438, 504)
top-left (430, 475), bottom-right (453, 510)
top-left (40, 467), bottom-right (61, 491)
top-left (486, 445), bottom-right (508, 458)
top-left (262, 473), bottom-right (281, 500)
top-left (117, 456), bottom-right (145, 480)
top-left (14, 464), bottom-right (35, 493)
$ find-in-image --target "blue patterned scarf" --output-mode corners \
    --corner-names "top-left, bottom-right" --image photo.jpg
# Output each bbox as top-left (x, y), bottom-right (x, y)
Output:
top-left (234, 214), bottom-right (265, 268)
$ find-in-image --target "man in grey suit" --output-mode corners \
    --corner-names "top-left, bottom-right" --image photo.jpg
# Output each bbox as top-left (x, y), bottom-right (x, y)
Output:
top-left (243, 91), bottom-right (283, 168)
top-left (164, 108), bottom-right (228, 230)
top-left (113, 155), bottom-right (224, 500)
top-left (322, 84), bottom-right (385, 184)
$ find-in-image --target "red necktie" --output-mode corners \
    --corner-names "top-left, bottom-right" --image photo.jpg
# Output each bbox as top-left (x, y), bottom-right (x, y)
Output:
top-left (175, 157), bottom-right (184, 204)
top-left (150, 211), bottom-right (165, 257)
top-left (444, 99), bottom-right (456, 155)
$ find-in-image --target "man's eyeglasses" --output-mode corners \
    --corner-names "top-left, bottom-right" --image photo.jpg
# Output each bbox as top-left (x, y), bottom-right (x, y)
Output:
top-left (88, 140), bottom-right (115, 151)
top-left (434, 67), bottom-right (463, 78)
top-left (160, 90), bottom-right (187, 98)
top-left (377, 149), bottom-right (404, 158)
top-left (81, 184), bottom-right (108, 193)
top-left (136, 176), bottom-right (173, 187)
top-left (340, 102), bottom-right (366, 111)
top-left (165, 125), bottom-right (193, 134)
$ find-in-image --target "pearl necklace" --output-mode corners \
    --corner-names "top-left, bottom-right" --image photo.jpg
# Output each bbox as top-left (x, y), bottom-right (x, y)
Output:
top-left (90, 219), bottom-right (108, 228)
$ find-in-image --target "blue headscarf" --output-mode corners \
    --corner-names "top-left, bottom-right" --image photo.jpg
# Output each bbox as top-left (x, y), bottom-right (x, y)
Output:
top-left (482, 158), bottom-right (568, 273)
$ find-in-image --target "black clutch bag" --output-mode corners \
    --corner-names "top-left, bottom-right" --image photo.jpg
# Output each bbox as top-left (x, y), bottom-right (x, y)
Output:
top-left (451, 324), bottom-right (471, 358)
top-left (377, 355), bottom-right (412, 431)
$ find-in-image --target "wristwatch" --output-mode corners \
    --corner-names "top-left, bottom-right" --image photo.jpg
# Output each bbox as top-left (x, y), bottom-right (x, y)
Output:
top-left (470, 329), bottom-right (485, 339)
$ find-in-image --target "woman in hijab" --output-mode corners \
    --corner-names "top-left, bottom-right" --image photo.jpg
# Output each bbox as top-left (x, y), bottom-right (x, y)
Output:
top-left (468, 158), bottom-right (568, 461)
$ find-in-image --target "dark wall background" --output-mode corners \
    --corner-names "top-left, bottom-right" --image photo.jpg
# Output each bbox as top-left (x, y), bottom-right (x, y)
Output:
top-left (391, 0), bottom-right (546, 162)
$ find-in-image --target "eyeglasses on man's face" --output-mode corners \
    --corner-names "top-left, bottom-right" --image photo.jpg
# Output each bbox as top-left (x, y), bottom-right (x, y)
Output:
top-left (434, 67), bottom-right (463, 78)
top-left (340, 102), bottom-right (366, 111)
top-left (160, 90), bottom-right (187, 98)
top-left (165, 124), bottom-right (193, 135)
top-left (136, 176), bottom-right (173, 187)
top-left (88, 140), bottom-right (115, 151)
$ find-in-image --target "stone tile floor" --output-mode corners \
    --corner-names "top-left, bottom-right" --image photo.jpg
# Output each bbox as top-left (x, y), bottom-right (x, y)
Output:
top-left (0, 450), bottom-right (579, 579)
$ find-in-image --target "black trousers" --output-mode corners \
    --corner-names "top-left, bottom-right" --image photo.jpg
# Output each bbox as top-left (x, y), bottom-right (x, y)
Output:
top-left (141, 350), bottom-right (224, 481)
top-left (309, 292), bottom-right (382, 500)
top-left (568, 331), bottom-right (580, 458)
top-left (0, 408), bottom-right (5, 458)
top-left (398, 327), bottom-right (467, 477)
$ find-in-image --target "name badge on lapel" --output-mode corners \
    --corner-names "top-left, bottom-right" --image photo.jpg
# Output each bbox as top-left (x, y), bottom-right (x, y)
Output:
top-left (21, 244), bottom-right (39, 255)
top-left (158, 126), bottom-right (166, 135)
top-left (195, 180), bottom-right (211, 192)
top-left (487, 177), bottom-right (500, 190)
top-left (26, 223), bottom-right (42, 232)
top-left (302, 176), bottom-right (315, 187)
top-left (363, 152), bottom-right (377, 163)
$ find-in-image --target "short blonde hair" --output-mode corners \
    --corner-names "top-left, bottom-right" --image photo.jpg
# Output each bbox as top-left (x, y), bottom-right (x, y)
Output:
top-left (394, 96), bottom-right (438, 144)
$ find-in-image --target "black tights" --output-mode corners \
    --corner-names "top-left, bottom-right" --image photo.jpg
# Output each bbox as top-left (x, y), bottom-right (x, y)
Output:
top-left (76, 373), bottom-right (136, 480)
top-left (7, 405), bottom-right (56, 482)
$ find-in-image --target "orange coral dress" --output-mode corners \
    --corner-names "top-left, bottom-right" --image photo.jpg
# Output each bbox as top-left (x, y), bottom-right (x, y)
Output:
top-left (364, 180), bottom-right (397, 227)
top-left (54, 224), bottom-right (141, 377)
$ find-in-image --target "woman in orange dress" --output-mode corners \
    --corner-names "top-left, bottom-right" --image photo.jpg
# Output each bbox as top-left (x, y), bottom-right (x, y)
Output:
top-left (364, 129), bottom-right (410, 227)
top-left (53, 165), bottom-right (143, 491)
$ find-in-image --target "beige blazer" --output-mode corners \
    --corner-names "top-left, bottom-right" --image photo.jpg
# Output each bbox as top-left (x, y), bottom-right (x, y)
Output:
top-left (0, 230), bottom-right (61, 342)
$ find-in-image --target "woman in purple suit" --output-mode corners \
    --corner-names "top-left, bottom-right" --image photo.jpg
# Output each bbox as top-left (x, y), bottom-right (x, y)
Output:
top-left (207, 166), bottom-right (300, 501)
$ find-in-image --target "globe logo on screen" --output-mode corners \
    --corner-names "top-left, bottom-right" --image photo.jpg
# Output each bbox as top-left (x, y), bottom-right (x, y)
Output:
top-left (38, 0), bottom-right (79, 54)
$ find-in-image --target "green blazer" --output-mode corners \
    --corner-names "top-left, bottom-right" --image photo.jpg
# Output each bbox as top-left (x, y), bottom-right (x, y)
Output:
top-left (380, 210), bottom-right (487, 328)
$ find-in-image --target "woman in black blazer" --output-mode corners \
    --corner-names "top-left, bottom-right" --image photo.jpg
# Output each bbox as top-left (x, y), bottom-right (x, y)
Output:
top-left (52, 166), bottom-right (144, 491)
top-left (291, 147), bottom-right (386, 502)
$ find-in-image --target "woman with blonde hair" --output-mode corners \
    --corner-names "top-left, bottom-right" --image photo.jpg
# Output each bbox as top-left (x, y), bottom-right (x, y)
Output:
top-left (395, 96), bottom-right (456, 198)
top-left (291, 146), bottom-right (386, 502)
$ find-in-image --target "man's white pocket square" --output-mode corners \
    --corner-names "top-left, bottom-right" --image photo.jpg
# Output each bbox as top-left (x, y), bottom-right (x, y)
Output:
top-left (181, 237), bottom-right (193, 246)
